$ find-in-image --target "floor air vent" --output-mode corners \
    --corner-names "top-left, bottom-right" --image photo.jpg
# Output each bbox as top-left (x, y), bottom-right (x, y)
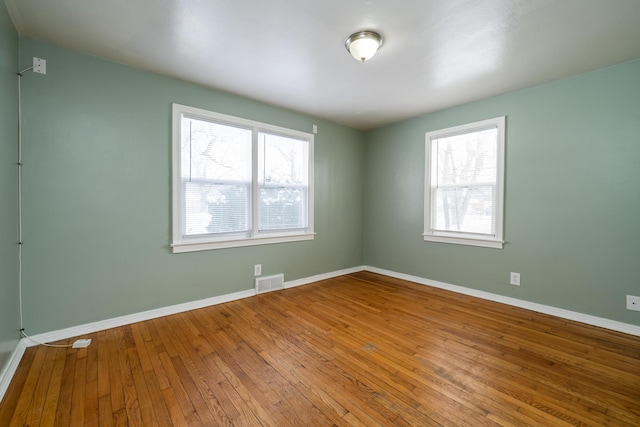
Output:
top-left (255, 274), bottom-right (284, 294)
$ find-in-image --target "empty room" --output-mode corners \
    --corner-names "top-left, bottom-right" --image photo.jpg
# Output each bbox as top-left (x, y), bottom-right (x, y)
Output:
top-left (1, 0), bottom-right (639, 425)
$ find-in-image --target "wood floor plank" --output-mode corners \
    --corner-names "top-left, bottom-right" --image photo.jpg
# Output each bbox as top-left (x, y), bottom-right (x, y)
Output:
top-left (1, 271), bottom-right (639, 426)
top-left (84, 379), bottom-right (99, 426)
top-left (163, 313), bottom-right (232, 424)
top-left (115, 330), bottom-right (142, 426)
top-left (26, 343), bottom-right (57, 424)
top-left (170, 320), bottom-right (240, 422)
top-left (104, 329), bottom-right (125, 425)
top-left (97, 394), bottom-right (114, 427)
top-left (39, 347), bottom-right (68, 427)
top-left (52, 350), bottom-right (76, 426)
top-left (0, 348), bottom-right (35, 422)
top-left (9, 345), bottom-right (47, 426)
top-left (69, 351), bottom-right (87, 425)
top-left (96, 330), bottom-right (110, 399)
top-left (130, 323), bottom-right (153, 373)
top-left (159, 386), bottom-right (188, 426)
top-left (157, 351), bottom-right (201, 424)
top-left (142, 370), bottom-right (173, 426)
top-left (127, 347), bottom-right (157, 425)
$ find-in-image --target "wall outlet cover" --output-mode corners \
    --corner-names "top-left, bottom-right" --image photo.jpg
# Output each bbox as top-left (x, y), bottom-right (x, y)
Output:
top-left (510, 272), bottom-right (521, 286)
top-left (33, 57), bottom-right (46, 74)
top-left (627, 295), bottom-right (640, 311)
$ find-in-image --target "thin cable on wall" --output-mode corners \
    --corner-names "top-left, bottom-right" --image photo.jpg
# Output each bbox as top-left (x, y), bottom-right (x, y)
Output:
top-left (16, 65), bottom-right (32, 335)
top-left (16, 66), bottom-right (73, 348)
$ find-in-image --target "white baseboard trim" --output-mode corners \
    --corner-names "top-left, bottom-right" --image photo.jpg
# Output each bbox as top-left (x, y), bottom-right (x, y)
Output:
top-left (0, 339), bottom-right (27, 403)
top-left (364, 266), bottom-right (640, 337)
top-left (24, 288), bottom-right (257, 347)
top-left (284, 266), bottom-right (365, 289)
top-left (23, 265), bottom-right (367, 347)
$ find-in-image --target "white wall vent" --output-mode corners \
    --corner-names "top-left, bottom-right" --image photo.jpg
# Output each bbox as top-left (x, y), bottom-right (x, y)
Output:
top-left (255, 274), bottom-right (284, 294)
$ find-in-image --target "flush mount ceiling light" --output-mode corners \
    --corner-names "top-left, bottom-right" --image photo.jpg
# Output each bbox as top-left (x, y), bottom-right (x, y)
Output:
top-left (345, 31), bottom-right (383, 62)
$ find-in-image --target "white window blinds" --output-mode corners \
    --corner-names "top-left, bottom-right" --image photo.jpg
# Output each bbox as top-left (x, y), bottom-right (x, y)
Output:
top-left (181, 117), bottom-right (252, 237)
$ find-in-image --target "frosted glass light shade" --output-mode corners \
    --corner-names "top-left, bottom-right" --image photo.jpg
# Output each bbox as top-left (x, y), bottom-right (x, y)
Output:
top-left (345, 31), bottom-right (383, 62)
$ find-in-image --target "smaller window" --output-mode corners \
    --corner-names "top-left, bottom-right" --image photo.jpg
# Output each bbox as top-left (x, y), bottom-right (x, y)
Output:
top-left (424, 117), bottom-right (505, 248)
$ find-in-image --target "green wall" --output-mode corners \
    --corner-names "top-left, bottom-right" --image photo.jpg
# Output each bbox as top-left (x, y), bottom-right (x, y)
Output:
top-left (0, 4), bottom-right (20, 372)
top-left (364, 59), bottom-right (640, 325)
top-left (13, 35), bottom-right (640, 337)
top-left (19, 38), bottom-right (365, 334)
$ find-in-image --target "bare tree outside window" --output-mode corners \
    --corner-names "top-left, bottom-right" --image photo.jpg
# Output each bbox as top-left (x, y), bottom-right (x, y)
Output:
top-left (172, 104), bottom-right (314, 253)
top-left (258, 133), bottom-right (308, 231)
top-left (434, 128), bottom-right (497, 235)
top-left (424, 116), bottom-right (505, 249)
top-left (181, 117), bottom-right (251, 236)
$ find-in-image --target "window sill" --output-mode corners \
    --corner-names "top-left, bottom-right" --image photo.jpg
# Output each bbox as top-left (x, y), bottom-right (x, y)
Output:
top-left (172, 232), bottom-right (315, 253)
top-left (422, 233), bottom-right (504, 249)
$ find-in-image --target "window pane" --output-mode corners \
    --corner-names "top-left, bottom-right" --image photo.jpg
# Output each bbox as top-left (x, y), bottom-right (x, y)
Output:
top-left (181, 117), bottom-right (251, 236)
top-left (435, 128), bottom-right (497, 186)
top-left (433, 185), bottom-right (495, 234)
top-left (432, 127), bottom-right (497, 236)
top-left (258, 133), bottom-right (308, 231)
top-left (260, 186), bottom-right (307, 230)
top-left (181, 117), bottom-right (251, 181)
top-left (184, 182), bottom-right (250, 235)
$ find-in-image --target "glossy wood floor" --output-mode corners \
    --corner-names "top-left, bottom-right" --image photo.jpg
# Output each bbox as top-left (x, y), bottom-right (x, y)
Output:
top-left (1, 271), bottom-right (639, 426)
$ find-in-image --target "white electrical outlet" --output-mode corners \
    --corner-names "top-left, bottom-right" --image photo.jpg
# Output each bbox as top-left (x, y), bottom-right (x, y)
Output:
top-left (254, 264), bottom-right (262, 276)
top-left (510, 272), bottom-right (521, 286)
top-left (312, 124), bottom-right (318, 134)
top-left (627, 295), bottom-right (640, 311)
top-left (33, 57), bottom-right (46, 74)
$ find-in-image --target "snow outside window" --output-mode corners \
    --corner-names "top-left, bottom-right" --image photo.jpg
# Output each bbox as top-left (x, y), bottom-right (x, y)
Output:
top-left (172, 104), bottom-right (314, 253)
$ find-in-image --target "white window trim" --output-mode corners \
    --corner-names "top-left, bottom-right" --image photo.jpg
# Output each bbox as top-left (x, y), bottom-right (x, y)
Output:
top-left (171, 103), bottom-right (314, 253)
top-left (423, 116), bottom-right (505, 249)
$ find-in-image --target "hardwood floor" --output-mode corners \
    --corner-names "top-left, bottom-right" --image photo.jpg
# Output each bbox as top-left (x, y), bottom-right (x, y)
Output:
top-left (1, 271), bottom-right (639, 426)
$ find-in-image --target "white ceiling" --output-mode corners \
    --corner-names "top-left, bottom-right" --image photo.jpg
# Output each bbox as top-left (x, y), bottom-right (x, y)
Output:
top-left (6, 0), bottom-right (640, 130)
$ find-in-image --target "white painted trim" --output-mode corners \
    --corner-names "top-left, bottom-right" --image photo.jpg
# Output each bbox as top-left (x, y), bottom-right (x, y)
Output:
top-left (24, 289), bottom-right (256, 347)
top-left (284, 266), bottom-right (365, 289)
top-left (422, 233), bottom-right (504, 249)
top-left (0, 339), bottom-right (27, 403)
top-left (172, 232), bottom-right (315, 253)
top-left (364, 266), bottom-right (640, 337)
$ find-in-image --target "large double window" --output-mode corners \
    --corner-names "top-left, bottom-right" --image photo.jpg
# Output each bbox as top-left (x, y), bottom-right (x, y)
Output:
top-left (172, 104), bottom-right (314, 253)
top-left (424, 117), bottom-right (505, 248)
